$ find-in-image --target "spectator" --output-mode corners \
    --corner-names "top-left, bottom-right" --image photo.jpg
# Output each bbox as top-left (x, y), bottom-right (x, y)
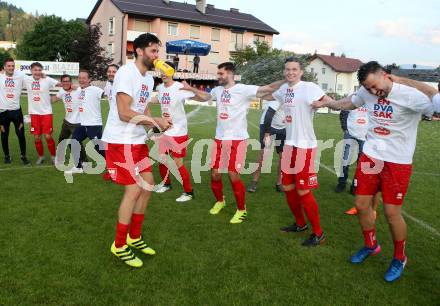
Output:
top-left (173, 54), bottom-right (180, 71)
top-left (193, 55), bottom-right (200, 73)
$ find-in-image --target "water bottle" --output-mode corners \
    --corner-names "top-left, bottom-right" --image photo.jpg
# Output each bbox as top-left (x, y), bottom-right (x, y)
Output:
top-left (154, 60), bottom-right (175, 77)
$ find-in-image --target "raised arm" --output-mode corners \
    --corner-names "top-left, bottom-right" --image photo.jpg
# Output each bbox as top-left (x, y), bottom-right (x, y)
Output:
top-left (256, 80), bottom-right (285, 99)
top-left (180, 80), bottom-right (212, 102)
top-left (389, 75), bottom-right (438, 99)
top-left (312, 95), bottom-right (357, 111)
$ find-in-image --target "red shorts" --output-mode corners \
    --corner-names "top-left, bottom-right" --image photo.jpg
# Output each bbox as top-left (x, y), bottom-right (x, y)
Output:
top-left (30, 114), bottom-right (53, 135)
top-left (354, 154), bottom-right (412, 205)
top-left (106, 143), bottom-right (152, 186)
top-left (281, 146), bottom-right (318, 190)
top-left (159, 134), bottom-right (189, 158)
top-left (211, 139), bottom-right (248, 173)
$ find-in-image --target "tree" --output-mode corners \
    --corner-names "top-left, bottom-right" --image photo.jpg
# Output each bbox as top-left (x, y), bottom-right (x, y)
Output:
top-left (232, 41), bottom-right (316, 85)
top-left (16, 15), bottom-right (111, 80)
top-left (0, 48), bottom-right (12, 68)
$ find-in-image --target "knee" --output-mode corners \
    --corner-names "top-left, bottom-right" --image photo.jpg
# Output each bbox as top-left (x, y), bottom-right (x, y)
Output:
top-left (211, 171), bottom-right (222, 181)
top-left (355, 196), bottom-right (371, 212)
top-left (44, 134), bottom-right (52, 141)
top-left (283, 184), bottom-right (295, 192)
top-left (228, 172), bottom-right (240, 182)
top-left (384, 207), bottom-right (401, 221)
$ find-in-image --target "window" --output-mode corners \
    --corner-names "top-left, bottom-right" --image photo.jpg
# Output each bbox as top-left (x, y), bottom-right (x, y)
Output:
top-left (253, 34), bottom-right (265, 43)
top-left (322, 83), bottom-right (328, 91)
top-left (168, 22), bottom-right (178, 36)
top-left (108, 17), bottom-right (115, 35)
top-left (211, 28), bottom-right (221, 41)
top-left (231, 32), bottom-right (243, 50)
top-left (106, 43), bottom-right (114, 57)
top-left (209, 51), bottom-right (220, 65)
top-left (134, 19), bottom-right (150, 32)
top-left (354, 86), bottom-right (359, 92)
top-left (190, 25), bottom-right (200, 39)
top-left (310, 68), bottom-right (315, 74)
top-left (322, 68), bottom-right (326, 75)
top-left (337, 84), bottom-right (343, 91)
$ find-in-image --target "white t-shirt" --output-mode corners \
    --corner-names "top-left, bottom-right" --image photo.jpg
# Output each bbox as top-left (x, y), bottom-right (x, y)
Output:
top-left (157, 81), bottom-right (195, 137)
top-left (352, 85), bottom-right (433, 164)
top-left (347, 106), bottom-right (369, 141)
top-left (0, 71), bottom-right (25, 111)
top-left (104, 81), bottom-right (113, 99)
top-left (259, 100), bottom-right (286, 130)
top-left (75, 86), bottom-right (104, 126)
top-left (56, 88), bottom-right (81, 124)
top-left (24, 76), bottom-right (58, 115)
top-left (273, 81), bottom-right (325, 148)
top-left (210, 84), bottom-right (259, 140)
top-left (433, 93), bottom-right (440, 113)
top-left (102, 62), bottom-right (154, 144)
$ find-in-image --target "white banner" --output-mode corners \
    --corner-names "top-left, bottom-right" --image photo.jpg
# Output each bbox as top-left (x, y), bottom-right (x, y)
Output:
top-left (14, 60), bottom-right (80, 76)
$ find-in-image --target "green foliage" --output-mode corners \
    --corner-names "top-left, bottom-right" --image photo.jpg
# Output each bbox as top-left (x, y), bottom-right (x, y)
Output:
top-left (0, 1), bottom-right (38, 41)
top-left (0, 48), bottom-right (11, 68)
top-left (232, 41), bottom-right (316, 85)
top-left (16, 16), bottom-right (111, 80)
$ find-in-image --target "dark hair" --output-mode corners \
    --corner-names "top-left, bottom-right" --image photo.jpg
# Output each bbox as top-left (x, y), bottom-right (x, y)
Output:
top-left (30, 62), bottom-right (43, 69)
top-left (107, 64), bottom-right (119, 70)
top-left (79, 69), bottom-right (90, 77)
top-left (217, 62), bottom-right (236, 73)
top-left (60, 74), bottom-right (72, 82)
top-left (3, 57), bottom-right (14, 65)
top-left (133, 33), bottom-right (161, 58)
top-left (357, 61), bottom-right (384, 84)
top-left (284, 56), bottom-right (304, 70)
top-left (165, 61), bottom-right (176, 70)
top-left (438, 81), bottom-right (440, 91)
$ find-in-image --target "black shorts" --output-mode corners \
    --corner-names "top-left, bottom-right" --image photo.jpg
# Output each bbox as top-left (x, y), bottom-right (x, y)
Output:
top-left (259, 124), bottom-right (286, 154)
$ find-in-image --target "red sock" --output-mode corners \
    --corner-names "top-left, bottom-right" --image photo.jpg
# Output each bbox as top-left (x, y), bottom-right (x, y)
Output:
top-left (363, 229), bottom-right (377, 249)
top-left (46, 137), bottom-right (56, 156)
top-left (115, 222), bottom-right (129, 248)
top-left (231, 179), bottom-right (246, 211)
top-left (129, 214), bottom-right (144, 239)
top-left (35, 139), bottom-right (44, 156)
top-left (211, 178), bottom-right (223, 202)
top-left (178, 165), bottom-right (192, 193)
top-left (300, 192), bottom-right (323, 236)
top-left (393, 240), bottom-right (406, 261)
top-left (284, 189), bottom-right (306, 227)
top-left (159, 163), bottom-right (171, 185)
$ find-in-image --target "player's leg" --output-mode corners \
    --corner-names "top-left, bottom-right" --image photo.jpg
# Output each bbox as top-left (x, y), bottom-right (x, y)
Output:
top-left (280, 145), bottom-right (307, 232)
top-left (126, 171), bottom-right (156, 255)
top-left (248, 124), bottom-right (266, 192)
top-left (381, 162), bottom-right (412, 282)
top-left (228, 140), bottom-right (248, 224)
top-left (41, 114), bottom-right (56, 163)
top-left (56, 120), bottom-right (72, 164)
top-left (275, 128), bottom-right (286, 192)
top-left (350, 154), bottom-right (382, 263)
top-left (0, 112), bottom-right (12, 163)
top-left (12, 109), bottom-right (29, 165)
top-left (156, 135), bottom-right (173, 193)
top-left (69, 126), bottom-right (87, 171)
top-left (174, 156), bottom-right (194, 202)
top-left (31, 115), bottom-right (45, 164)
top-left (336, 132), bottom-right (354, 193)
top-left (209, 140), bottom-right (225, 214)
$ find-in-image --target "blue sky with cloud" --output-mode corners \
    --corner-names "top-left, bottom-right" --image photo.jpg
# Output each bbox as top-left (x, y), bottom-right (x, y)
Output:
top-left (6, 0), bottom-right (440, 67)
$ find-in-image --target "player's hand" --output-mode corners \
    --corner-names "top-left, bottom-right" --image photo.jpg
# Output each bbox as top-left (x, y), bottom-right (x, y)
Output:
top-left (312, 100), bottom-right (327, 109)
top-left (263, 133), bottom-right (272, 147)
top-left (155, 117), bottom-right (172, 131)
top-left (180, 80), bottom-right (194, 92)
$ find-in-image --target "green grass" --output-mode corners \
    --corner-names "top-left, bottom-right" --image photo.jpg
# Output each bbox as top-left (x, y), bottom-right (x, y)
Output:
top-left (0, 97), bottom-right (439, 306)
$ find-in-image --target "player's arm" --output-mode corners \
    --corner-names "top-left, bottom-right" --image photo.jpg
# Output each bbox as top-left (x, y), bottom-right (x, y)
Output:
top-left (312, 95), bottom-right (357, 111)
top-left (51, 95), bottom-right (60, 104)
top-left (256, 80), bottom-right (285, 99)
top-left (117, 92), bottom-right (170, 131)
top-left (389, 75), bottom-right (438, 99)
top-left (149, 96), bottom-right (159, 104)
top-left (180, 80), bottom-right (212, 102)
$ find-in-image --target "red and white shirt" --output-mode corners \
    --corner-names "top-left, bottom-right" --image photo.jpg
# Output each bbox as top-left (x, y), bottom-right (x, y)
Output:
top-left (273, 81), bottom-right (325, 148)
top-left (24, 76), bottom-right (58, 115)
top-left (102, 62), bottom-right (154, 144)
top-left (0, 71), bottom-right (25, 111)
top-left (56, 88), bottom-right (81, 124)
top-left (75, 86), bottom-right (104, 126)
top-left (347, 106), bottom-right (369, 141)
top-left (210, 84), bottom-right (259, 140)
top-left (157, 81), bottom-right (195, 137)
top-left (352, 84), bottom-right (433, 164)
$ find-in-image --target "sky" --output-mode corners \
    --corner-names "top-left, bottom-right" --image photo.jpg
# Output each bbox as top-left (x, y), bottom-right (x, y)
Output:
top-left (6, 0), bottom-right (440, 67)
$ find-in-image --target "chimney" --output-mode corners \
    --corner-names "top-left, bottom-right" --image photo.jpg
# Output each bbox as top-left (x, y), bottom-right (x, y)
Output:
top-left (230, 8), bottom-right (239, 13)
top-left (207, 4), bottom-right (215, 9)
top-left (196, 0), bottom-right (206, 14)
top-left (163, 0), bottom-right (170, 4)
top-left (330, 52), bottom-right (335, 57)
